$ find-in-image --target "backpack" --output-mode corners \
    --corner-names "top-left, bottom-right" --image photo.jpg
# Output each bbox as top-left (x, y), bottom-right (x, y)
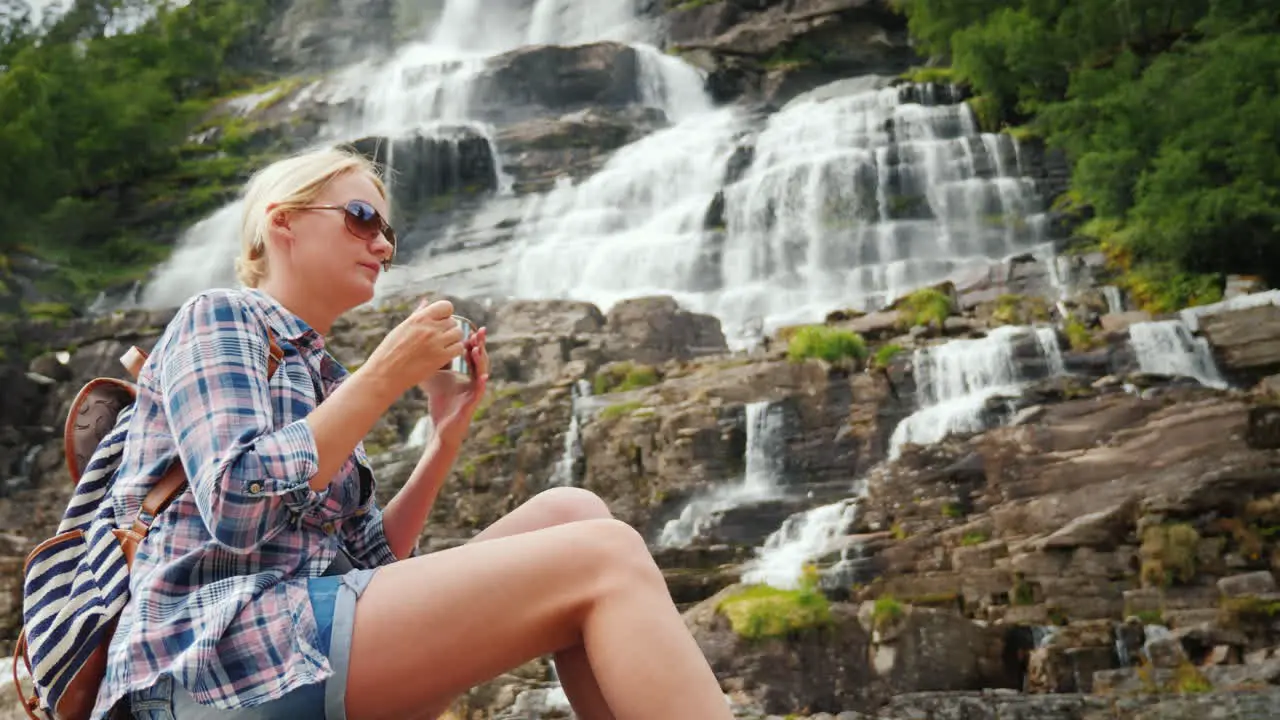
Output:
top-left (11, 331), bottom-right (282, 720)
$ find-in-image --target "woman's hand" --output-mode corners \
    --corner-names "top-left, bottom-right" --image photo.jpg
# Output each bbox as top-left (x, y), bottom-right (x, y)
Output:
top-left (420, 326), bottom-right (490, 449)
top-left (364, 299), bottom-right (465, 394)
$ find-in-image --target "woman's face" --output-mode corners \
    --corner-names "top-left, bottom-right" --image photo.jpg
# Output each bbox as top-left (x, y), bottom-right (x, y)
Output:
top-left (271, 171), bottom-right (394, 310)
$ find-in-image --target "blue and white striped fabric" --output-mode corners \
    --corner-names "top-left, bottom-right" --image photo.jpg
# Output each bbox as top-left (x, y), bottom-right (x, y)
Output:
top-left (22, 404), bottom-right (136, 712)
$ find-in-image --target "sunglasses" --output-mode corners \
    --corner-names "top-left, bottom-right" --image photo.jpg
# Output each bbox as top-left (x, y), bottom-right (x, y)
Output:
top-left (295, 199), bottom-right (397, 268)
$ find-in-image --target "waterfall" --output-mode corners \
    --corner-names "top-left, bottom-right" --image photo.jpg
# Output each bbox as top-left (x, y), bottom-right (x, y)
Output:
top-left (888, 325), bottom-right (1064, 456)
top-left (656, 401), bottom-right (785, 548)
top-left (549, 379), bottom-right (591, 486)
top-left (135, 0), bottom-right (695, 308)
top-left (1102, 286), bottom-right (1125, 314)
top-left (506, 108), bottom-right (746, 315)
top-left (739, 499), bottom-right (861, 590)
top-left (506, 83), bottom-right (1054, 345)
top-left (1128, 320), bottom-right (1227, 389)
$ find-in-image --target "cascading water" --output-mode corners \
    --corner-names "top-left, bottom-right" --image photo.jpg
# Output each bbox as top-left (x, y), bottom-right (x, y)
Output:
top-left (549, 379), bottom-right (591, 486)
top-left (888, 325), bottom-right (1065, 457)
top-left (506, 83), bottom-right (1055, 346)
top-left (136, 0), bottom-right (701, 310)
top-left (1128, 320), bottom-right (1227, 389)
top-left (656, 401), bottom-right (786, 548)
top-left (739, 499), bottom-right (861, 590)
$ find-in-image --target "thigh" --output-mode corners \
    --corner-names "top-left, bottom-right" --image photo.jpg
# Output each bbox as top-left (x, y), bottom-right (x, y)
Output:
top-left (344, 518), bottom-right (655, 720)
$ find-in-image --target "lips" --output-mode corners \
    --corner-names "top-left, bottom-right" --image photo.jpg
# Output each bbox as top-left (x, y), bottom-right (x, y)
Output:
top-left (357, 261), bottom-right (381, 275)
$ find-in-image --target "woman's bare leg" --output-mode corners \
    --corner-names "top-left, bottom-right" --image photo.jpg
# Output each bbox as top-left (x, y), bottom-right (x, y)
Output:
top-left (344, 518), bottom-right (729, 720)
top-left (466, 487), bottom-right (616, 720)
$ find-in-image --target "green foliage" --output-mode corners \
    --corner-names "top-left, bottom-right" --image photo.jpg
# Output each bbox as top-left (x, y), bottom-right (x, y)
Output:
top-left (718, 573), bottom-right (833, 640)
top-left (899, 65), bottom-right (956, 84)
top-left (593, 362), bottom-right (660, 395)
top-left (991, 293), bottom-right (1050, 326)
top-left (897, 287), bottom-right (953, 329)
top-left (786, 326), bottom-right (868, 365)
top-left (1063, 317), bottom-right (1096, 351)
top-left (0, 0), bottom-right (289, 304)
top-left (960, 530), bottom-right (988, 546)
top-left (891, 1), bottom-right (1280, 286)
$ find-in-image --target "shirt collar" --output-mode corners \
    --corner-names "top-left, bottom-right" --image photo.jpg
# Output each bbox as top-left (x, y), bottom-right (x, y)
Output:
top-left (244, 287), bottom-right (325, 353)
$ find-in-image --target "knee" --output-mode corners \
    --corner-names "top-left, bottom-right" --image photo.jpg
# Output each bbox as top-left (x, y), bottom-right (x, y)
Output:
top-left (577, 518), bottom-right (664, 588)
top-left (533, 486), bottom-right (613, 525)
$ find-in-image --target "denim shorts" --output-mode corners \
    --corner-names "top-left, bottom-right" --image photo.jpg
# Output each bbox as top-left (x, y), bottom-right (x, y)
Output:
top-left (128, 568), bottom-right (378, 720)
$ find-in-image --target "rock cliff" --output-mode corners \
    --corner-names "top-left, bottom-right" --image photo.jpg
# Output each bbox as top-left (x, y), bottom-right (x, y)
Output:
top-left (6, 281), bottom-right (1280, 718)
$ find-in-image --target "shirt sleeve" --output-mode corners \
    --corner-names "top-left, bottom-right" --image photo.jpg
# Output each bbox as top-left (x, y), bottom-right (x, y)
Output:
top-left (338, 460), bottom-right (404, 567)
top-left (157, 290), bottom-right (325, 554)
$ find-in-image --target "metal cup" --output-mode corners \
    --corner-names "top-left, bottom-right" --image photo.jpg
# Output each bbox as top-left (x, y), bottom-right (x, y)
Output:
top-left (439, 314), bottom-right (475, 380)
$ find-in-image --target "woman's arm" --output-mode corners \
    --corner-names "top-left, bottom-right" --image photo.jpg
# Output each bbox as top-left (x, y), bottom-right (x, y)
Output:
top-left (380, 434), bottom-right (465, 559)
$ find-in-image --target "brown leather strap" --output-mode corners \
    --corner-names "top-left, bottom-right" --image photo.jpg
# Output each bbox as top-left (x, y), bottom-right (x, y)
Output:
top-left (119, 347), bottom-right (148, 381)
top-left (14, 630), bottom-right (41, 720)
top-left (128, 330), bottom-right (283, 536)
top-left (129, 465), bottom-right (188, 536)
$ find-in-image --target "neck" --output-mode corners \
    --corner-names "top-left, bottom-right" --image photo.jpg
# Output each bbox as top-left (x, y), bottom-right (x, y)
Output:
top-left (256, 277), bottom-right (338, 335)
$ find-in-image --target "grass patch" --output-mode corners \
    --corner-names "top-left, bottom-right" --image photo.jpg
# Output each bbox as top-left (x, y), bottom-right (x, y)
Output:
top-left (960, 530), bottom-right (988, 546)
top-left (871, 343), bottom-right (904, 369)
top-left (1220, 595), bottom-right (1280, 626)
top-left (786, 326), bottom-right (867, 365)
top-left (717, 580), bottom-right (833, 640)
top-left (941, 502), bottom-right (964, 519)
top-left (872, 596), bottom-right (905, 631)
top-left (600, 401), bottom-right (644, 421)
top-left (1140, 523), bottom-right (1200, 588)
top-left (897, 287), bottom-right (953, 329)
top-left (593, 362), bottom-right (660, 395)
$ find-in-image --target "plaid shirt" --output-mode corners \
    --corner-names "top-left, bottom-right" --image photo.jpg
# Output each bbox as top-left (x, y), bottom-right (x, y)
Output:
top-left (93, 288), bottom-right (400, 718)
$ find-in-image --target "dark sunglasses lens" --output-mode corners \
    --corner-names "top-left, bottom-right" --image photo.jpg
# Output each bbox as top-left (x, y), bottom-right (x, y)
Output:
top-left (344, 200), bottom-right (379, 234)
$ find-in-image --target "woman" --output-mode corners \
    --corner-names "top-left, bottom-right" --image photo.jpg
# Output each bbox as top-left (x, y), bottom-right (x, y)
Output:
top-left (94, 147), bottom-right (732, 720)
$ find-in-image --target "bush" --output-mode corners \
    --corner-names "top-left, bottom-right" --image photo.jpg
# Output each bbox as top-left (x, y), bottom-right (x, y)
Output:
top-left (897, 288), bottom-right (953, 329)
top-left (786, 326), bottom-right (867, 365)
top-left (872, 343), bottom-right (904, 369)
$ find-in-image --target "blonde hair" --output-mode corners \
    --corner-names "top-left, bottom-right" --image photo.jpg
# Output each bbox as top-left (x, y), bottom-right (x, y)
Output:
top-left (236, 146), bottom-right (389, 287)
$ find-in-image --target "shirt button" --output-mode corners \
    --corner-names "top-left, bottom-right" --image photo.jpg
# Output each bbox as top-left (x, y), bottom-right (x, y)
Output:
top-left (249, 482), bottom-right (263, 494)
top-left (322, 521), bottom-right (335, 534)
top-left (354, 508), bottom-right (367, 517)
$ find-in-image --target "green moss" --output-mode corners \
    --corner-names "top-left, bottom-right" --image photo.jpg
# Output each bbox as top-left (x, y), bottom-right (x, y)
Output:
top-left (897, 287), bottom-right (953, 329)
top-left (717, 582), bottom-right (833, 640)
top-left (786, 326), bottom-right (867, 365)
top-left (1012, 574), bottom-right (1035, 605)
top-left (966, 94), bottom-right (1001, 132)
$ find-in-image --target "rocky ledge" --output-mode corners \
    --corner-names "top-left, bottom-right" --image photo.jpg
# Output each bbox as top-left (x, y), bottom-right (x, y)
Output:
top-left (5, 284), bottom-right (1280, 718)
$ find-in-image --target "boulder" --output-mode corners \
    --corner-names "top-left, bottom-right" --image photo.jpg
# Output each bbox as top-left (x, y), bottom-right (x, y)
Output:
top-left (603, 296), bottom-right (727, 365)
top-left (474, 42), bottom-right (643, 122)
top-left (1201, 303), bottom-right (1280, 384)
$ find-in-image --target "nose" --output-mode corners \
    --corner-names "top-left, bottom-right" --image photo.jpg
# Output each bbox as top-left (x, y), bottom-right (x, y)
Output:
top-left (370, 232), bottom-right (394, 266)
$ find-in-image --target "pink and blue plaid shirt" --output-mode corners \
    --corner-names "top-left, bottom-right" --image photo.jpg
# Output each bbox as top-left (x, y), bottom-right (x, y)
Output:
top-left (93, 288), bottom-right (400, 718)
